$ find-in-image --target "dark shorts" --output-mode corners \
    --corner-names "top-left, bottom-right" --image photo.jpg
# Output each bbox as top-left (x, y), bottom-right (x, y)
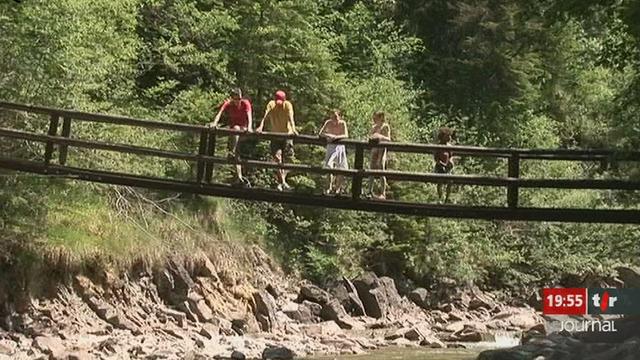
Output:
top-left (270, 139), bottom-right (294, 159)
top-left (434, 163), bottom-right (453, 174)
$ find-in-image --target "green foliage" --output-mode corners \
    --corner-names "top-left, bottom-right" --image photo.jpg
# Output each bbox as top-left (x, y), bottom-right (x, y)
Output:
top-left (1, 0), bottom-right (639, 294)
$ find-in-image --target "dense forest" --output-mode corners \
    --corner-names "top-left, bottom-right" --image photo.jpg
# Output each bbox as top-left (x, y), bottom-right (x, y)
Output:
top-left (1, 0), bottom-right (639, 297)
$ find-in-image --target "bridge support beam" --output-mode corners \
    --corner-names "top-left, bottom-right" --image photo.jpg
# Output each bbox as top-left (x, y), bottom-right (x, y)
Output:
top-left (44, 114), bottom-right (60, 166)
top-left (204, 131), bottom-right (216, 183)
top-left (508, 153), bottom-right (520, 208)
top-left (58, 117), bottom-right (72, 165)
top-left (352, 145), bottom-right (365, 200)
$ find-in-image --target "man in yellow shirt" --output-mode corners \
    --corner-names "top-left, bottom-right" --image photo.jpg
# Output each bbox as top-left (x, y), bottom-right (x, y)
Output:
top-left (256, 90), bottom-right (298, 191)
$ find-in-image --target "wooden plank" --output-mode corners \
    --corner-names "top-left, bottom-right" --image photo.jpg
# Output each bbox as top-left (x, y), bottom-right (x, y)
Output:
top-left (351, 145), bottom-right (365, 199)
top-left (0, 101), bottom-right (205, 133)
top-left (43, 114), bottom-right (59, 165)
top-left (204, 131), bottom-right (216, 183)
top-left (0, 127), bottom-right (196, 161)
top-left (1, 156), bottom-right (638, 224)
top-left (58, 117), bottom-right (72, 165)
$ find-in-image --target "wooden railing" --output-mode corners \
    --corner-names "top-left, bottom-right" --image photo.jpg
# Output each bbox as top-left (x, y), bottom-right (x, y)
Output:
top-left (1, 100), bottom-right (640, 223)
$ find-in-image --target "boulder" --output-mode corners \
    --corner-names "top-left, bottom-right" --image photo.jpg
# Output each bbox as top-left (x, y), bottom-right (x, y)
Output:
top-left (283, 302), bottom-right (315, 323)
top-left (188, 297), bottom-right (214, 323)
top-left (420, 336), bottom-right (445, 348)
top-left (302, 321), bottom-right (343, 337)
top-left (468, 289), bottom-right (496, 310)
top-left (302, 300), bottom-right (322, 319)
top-left (191, 255), bottom-right (218, 279)
top-left (335, 315), bottom-right (365, 330)
top-left (352, 272), bottom-right (402, 319)
top-left (0, 340), bottom-right (16, 356)
top-left (320, 299), bottom-right (347, 322)
top-left (445, 321), bottom-right (465, 333)
top-left (231, 350), bottom-right (247, 360)
top-left (403, 323), bottom-right (433, 342)
top-left (253, 291), bottom-right (278, 332)
top-left (199, 323), bottom-right (219, 339)
top-left (384, 328), bottom-right (406, 340)
top-left (159, 307), bottom-right (187, 327)
top-left (329, 277), bottom-right (366, 316)
top-left (408, 288), bottom-right (430, 309)
top-left (33, 336), bottom-right (65, 359)
top-left (231, 319), bottom-right (248, 335)
top-left (298, 284), bottom-right (331, 306)
top-left (449, 323), bottom-right (493, 342)
top-left (153, 260), bottom-right (198, 307)
top-left (262, 346), bottom-right (295, 360)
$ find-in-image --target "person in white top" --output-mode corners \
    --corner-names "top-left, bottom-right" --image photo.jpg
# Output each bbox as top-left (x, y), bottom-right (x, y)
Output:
top-left (319, 109), bottom-right (349, 195)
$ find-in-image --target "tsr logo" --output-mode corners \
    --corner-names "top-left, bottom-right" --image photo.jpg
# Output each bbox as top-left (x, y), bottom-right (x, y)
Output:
top-left (592, 291), bottom-right (618, 312)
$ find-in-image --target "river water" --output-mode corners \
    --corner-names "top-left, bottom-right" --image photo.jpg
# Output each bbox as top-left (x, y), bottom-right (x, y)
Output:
top-left (307, 332), bottom-right (521, 360)
top-left (308, 348), bottom-right (479, 360)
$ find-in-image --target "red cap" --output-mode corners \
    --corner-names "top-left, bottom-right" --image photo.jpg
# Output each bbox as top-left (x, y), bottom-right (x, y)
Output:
top-left (275, 90), bottom-right (286, 105)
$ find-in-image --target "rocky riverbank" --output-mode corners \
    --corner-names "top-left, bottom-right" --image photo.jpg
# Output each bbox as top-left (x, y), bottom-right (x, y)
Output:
top-left (0, 245), bottom-right (543, 359)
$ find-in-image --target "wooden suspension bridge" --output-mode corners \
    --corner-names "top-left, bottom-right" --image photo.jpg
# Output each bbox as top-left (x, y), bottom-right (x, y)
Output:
top-left (1, 101), bottom-right (639, 224)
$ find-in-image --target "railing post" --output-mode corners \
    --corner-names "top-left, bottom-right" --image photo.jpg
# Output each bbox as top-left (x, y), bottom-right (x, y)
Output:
top-left (58, 117), bottom-right (72, 165)
top-left (196, 129), bottom-right (209, 183)
top-left (600, 157), bottom-right (609, 172)
top-left (507, 153), bottom-right (520, 208)
top-left (44, 114), bottom-right (60, 166)
top-left (352, 144), bottom-right (365, 200)
top-left (204, 130), bottom-right (217, 183)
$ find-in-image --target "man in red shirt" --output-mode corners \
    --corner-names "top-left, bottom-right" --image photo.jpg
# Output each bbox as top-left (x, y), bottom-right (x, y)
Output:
top-left (210, 88), bottom-right (253, 186)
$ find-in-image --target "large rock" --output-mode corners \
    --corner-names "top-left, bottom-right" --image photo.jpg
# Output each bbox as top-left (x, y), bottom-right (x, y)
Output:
top-left (353, 272), bottom-right (402, 319)
top-left (320, 299), bottom-right (347, 322)
top-left (329, 277), bottom-right (366, 316)
top-left (187, 293), bottom-right (214, 323)
top-left (262, 346), bottom-right (295, 360)
top-left (0, 340), bottom-right (16, 356)
top-left (420, 336), bottom-right (445, 348)
top-left (298, 284), bottom-right (331, 306)
top-left (449, 323), bottom-right (493, 342)
top-left (302, 300), bottom-right (322, 319)
top-left (302, 321), bottom-right (343, 337)
top-left (408, 288), bottom-right (430, 309)
top-left (282, 302), bottom-right (315, 323)
top-left (491, 308), bottom-right (541, 330)
top-left (154, 260), bottom-right (196, 305)
top-left (468, 288), bottom-right (497, 310)
top-left (403, 323), bottom-right (433, 342)
top-left (253, 290), bottom-right (278, 332)
top-left (33, 336), bottom-right (65, 359)
top-left (231, 350), bottom-right (247, 360)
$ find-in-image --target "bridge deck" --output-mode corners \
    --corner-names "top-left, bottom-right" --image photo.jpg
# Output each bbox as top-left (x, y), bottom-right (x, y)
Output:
top-left (1, 101), bottom-right (639, 224)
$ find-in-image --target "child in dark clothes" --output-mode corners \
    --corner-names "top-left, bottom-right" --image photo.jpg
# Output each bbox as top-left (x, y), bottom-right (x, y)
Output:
top-left (434, 127), bottom-right (455, 203)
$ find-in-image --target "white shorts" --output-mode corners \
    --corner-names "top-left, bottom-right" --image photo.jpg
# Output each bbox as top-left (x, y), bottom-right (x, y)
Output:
top-left (324, 144), bottom-right (348, 169)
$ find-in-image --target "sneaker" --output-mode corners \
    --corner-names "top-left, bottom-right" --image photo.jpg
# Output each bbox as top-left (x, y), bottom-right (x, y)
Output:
top-left (282, 182), bottom-right (292, 191)
top-left (276, 183), bottom-right (284, 192)
top-left (240, 177), bottom-right (252, 188)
